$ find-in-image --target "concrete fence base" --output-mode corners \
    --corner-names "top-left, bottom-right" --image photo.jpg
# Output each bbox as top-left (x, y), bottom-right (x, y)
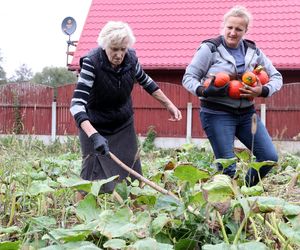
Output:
top-left (1, 134), bottom-right (299, 154)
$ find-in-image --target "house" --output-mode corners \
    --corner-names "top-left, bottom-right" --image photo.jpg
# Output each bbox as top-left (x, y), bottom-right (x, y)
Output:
top-left (67, 0), bottom-right (300, 142)
top-left (69, 0), bottom-right (300, 83)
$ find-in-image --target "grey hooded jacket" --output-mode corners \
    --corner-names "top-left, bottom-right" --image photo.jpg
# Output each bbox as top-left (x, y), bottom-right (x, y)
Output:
top-left (182, 36), bottom-right (283, 112)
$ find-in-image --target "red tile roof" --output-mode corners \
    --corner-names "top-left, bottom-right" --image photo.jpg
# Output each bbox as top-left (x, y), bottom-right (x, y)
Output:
top-left (70, 0), bottom-right (300, 70)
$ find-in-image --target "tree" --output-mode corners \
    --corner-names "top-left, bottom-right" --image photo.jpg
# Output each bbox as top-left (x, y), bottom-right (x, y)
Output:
top-left (32, 66), bottom-right (77, 87)
top-left (9, 64), bottom-right (33, 83)
top-left (0, 49), bottom-right (7, 84)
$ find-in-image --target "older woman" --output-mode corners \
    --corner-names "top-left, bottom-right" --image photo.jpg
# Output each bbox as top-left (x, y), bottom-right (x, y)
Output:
top-left (70, 21), bottom-right (182, 194)
top-left (182, 5), bottom-right (283, 186)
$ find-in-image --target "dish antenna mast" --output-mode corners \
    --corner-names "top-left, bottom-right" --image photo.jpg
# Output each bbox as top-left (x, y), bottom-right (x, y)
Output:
top-left (61, 16), bottom-right (77, 66)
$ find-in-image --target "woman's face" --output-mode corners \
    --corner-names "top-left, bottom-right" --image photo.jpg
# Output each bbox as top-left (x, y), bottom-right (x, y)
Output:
top-left (223, 16), bottom-right (247, 48)
top-left (105, 39), bottom-right (129, 68)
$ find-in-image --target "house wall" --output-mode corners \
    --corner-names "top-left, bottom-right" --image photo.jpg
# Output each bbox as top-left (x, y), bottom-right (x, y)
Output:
top-left (280, 70), bottom-right (299, 83)
top-left (145, 69), bottom-right (184, 85)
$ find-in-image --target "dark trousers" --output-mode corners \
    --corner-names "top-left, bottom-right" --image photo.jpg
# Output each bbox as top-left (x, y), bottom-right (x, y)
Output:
top-left (200, 110), bottom-right (278, 186)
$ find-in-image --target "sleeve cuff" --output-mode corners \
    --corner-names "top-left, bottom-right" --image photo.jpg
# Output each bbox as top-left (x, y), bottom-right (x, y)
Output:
top-left (145, 85), bottom-right (159, 94)
top-left (196, 86), bottom-right (206, 97)
top-left (259, 86), bottom-right (269, 97)
top-left (74, 112), bottom-right (90, 128)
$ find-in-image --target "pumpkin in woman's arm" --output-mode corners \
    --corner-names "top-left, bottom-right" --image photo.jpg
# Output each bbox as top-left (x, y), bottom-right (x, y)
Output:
top-left (253, 65), bottom-right (269, 85)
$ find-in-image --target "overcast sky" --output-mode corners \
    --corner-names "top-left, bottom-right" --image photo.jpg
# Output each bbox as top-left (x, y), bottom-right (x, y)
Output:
top-left (0, 0), bottom-right (92, 78)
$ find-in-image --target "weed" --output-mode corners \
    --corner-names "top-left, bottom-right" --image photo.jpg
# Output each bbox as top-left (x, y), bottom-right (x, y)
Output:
top-left (142, 126), bottom-right (157, 152)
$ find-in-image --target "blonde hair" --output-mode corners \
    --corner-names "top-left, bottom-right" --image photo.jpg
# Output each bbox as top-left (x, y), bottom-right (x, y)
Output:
top-left (97, 21), bottom-right (136, 49)
top-left (223, 5), bottom-right (252, 30)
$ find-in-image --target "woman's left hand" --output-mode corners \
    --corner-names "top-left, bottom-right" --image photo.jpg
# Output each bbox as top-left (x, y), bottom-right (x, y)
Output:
top-left (240, 78), bottom-right (263, 98)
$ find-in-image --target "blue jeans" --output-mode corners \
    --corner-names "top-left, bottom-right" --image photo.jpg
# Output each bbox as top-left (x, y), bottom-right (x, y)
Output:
top-left (200, 110), bottom-right (278, 186)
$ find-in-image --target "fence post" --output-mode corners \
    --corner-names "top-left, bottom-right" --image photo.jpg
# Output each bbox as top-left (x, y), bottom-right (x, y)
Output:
top-left (51, 99), bottom-right (57, 142)
top-left (186, 102), bottom-right (192, 143)
top-left (260, 103), bottom-right (266, 126)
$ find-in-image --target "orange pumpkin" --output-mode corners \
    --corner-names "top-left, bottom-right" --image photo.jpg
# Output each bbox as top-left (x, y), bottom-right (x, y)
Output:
top-left (256, 70), bottom-right (269, 85)
top-left (214, 72), bottom-right (230, 87)
top-left (253, 65), bottom-right (269, 85)
top-left (228, 80), bottom-right (243, 99)
top-left (242, 71), bottom-right (257, 86)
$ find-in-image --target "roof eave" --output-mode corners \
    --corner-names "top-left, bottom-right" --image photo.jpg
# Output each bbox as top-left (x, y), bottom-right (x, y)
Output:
top-left (143, 65), bottom-right (185, 71)
top-left (68, 63), bottom-right (300, 72)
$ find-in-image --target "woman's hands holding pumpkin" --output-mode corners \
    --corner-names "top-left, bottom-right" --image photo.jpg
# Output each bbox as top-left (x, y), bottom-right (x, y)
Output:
top-left (240, 78), bottom-right (263, 98)
top-left (197, 76), bottom-right (229, 97)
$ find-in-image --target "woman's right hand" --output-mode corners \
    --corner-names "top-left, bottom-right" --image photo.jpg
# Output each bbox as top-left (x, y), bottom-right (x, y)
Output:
top-left (89, 132), bottom-right (109, 155)
top-left (197, 77), bottom-right (229, 97)
top-left (240, 78), bottom-right (263, 98)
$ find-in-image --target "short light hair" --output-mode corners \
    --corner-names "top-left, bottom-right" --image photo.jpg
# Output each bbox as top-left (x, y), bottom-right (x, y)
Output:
top-left (97, 21), bottom-right (136, 49)
top-left (222, 5), bottom-right (252, 30)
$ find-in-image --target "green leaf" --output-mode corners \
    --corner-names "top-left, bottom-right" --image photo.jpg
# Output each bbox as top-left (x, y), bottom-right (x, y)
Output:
top-left (174, 165), bottom-right (210, 185)
top-left (136, 195), bottom-right (157, 206)
top-left (29, 216), bottom-right (57, 232)
top-left (240, 185), bottom-right (264, 196)
top-left (76, 194), bottom-right (102, 222)
top-left (279, 222), bottom-right (300, 245)
top-left (202, 241), bottom-right (268, 249)
top-left (130, 185), bottom-right (158, 196)
top-left (248, 196), bottom-right (300, 216)
top-left (0, 241), bottom-right (21, 250)
top-left (57, 175), bottom-right (92, 193)
top-left (115, 181), bottom-right (130, 200)
top-left (201, 242), bottom-right (231, 250)
top-left (39, 241), bottom-right (101, 250)
top-left (155, 232), bottom-right (172, 245)
top-left (22, 240), bottom-right (47, 249)
top-left (157, 242), bottom-right (174, 250)
top-left (0, 226), bottom-right (20, 234)
top-left (97, 208), bottom-right (137, 238)
top-left (235, 150), bottom-right (251, 162)
top-left (202, 175), bottom-right (234, 214)
top-left (249, 161), bottom-right (276, 172)
top-left (151, 172), bottom-right (164, 184)
top-left (213, 158), bottom-right (236, 169)
top-left (174, 238), bottom-right (196, 250)
top-left (90, 175), bottom-right (119, 196)
top-left (131, 238), bottom-right (158, 250)
top-left (42, 228), bottom-right (91, 242)
top-left (155, 195), bottom-right (182, 213)
top-left (28, 181), bottom-right (54, 196)
top-left (236, 197), bottom-right (251, 218)
top-left (151, 214), bottom-right (170, 235)
top-left (202, 175), bottom-right (234, 203)
top-left (135, 211), bottom-right (151, 228)
top-left (30, 171), bottom-right (48, 180)
top-left (103, 239), bottom-right (126, 249)
top-left (188, 191), bottom-right (206, 206)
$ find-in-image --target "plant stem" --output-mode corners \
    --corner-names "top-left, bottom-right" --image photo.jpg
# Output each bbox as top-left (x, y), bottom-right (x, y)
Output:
top-left (249, 217), bottom-right (259, 240)
top-left (256, 214), bottom-right (293, 250)
top-left (258, 171), bottom-right (264, 189)
top-left (216, 211), bottom-right (229, 244)
top-left (7, 192), bottom-right (16, 227)
top-left (233, 213), bottom-right (249, 245)
top-left (38, 195), bottom-right (42, 216)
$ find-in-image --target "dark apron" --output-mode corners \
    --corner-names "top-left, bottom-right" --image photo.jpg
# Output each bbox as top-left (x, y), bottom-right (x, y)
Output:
top-left (79, 118), bottom-right (141, 193)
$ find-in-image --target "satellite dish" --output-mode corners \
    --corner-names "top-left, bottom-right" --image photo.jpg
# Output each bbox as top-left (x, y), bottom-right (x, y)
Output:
top-left (61, 17), bottom-right (77, 36)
